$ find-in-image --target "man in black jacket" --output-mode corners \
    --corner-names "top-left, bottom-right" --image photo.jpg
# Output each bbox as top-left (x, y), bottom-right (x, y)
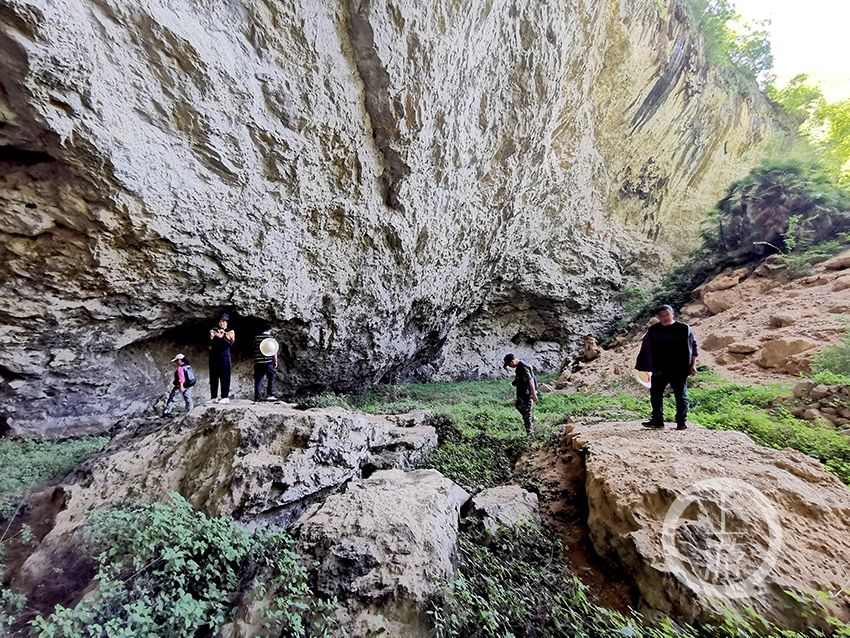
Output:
top-left (635, 305), bottom-right (699, 430)
top-left (503, 353), bottom-right (539, 433)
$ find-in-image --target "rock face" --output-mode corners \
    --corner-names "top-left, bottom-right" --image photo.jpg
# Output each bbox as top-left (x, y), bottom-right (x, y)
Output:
top-left (293, 469), bottom-right (470, 637)
top-left (12, 401), bottom-right (438, 602)
top-left (565, 421), bottom-right (850, 629)
top-left (0, 0), bottom-right (779, 434)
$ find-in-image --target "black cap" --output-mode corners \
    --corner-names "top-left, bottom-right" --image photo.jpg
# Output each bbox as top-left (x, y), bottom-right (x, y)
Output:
top-left (219, 313), bottom-right (230, 321)
top-left (503, 353), bottom-right (515, 368)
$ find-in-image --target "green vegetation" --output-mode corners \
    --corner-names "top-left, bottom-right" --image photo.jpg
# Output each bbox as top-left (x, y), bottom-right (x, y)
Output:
top-left (687, 370), bottom-right (850, 484)
top-left (306, 370), bottom-right (850, 489)
top-left (30, 494), bottom-right (336, 638)
top-left (431, 519), bottom-right (849, 638)
top-left (0, 436), bottom-right (107, 519)
top-left (685, 0), bottom-right (773, 90)
top-left (768, 75), bottom-right (850, 185)
top-left (623, 162), bottom-right (850, 320)
top-left (812, 326), bottom-right (850, 378)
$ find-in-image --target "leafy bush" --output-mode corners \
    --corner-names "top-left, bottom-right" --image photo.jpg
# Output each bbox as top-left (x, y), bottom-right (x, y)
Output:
top-left (684, 0), bottom-right (773, 89)
top-left (812, 328), bottom-right (850, 378)
top-left (619, 163), bottom-right (850, 319)
top-left (429, 520), bottom-right (641, 638)
top-left (30, 494), bottom-right (335, 638)
top-left (768, 74), bottom-right (850, 185)
top-left (430, 519), bottom-right (850, 638)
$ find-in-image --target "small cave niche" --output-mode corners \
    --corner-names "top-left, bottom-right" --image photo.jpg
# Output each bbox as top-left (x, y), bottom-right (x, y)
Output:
top-left (0, 415), bottom-right (11, 438)
top-left (0, 145), bottom-right (54, 166)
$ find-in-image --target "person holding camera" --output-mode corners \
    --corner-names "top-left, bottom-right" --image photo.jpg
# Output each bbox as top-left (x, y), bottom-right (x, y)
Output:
top-left (209, 313), bottom-right (236, 404)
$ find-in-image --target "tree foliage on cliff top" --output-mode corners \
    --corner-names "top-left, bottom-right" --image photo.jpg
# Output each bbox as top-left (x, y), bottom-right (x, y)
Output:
top-left (683, 0), bottom-right (773, 90)
top-left (630, 162), bottom-right (850, 315)
top-left (768, 74), bottom-right (850, 185)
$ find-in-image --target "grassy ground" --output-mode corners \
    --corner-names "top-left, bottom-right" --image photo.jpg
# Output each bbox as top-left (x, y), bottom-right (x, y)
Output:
top-left (304, 367), bottom-right (850, 488)
top-left (0, 437), bottom-right (107, 519)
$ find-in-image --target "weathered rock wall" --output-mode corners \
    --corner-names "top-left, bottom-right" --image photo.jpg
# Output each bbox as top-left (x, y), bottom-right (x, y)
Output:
top-left (0, 0), bottom-right (780, 434)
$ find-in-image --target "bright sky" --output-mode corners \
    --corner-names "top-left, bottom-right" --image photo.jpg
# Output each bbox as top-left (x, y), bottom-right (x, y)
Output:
top-left (734, 0), bottom-right (850, 101)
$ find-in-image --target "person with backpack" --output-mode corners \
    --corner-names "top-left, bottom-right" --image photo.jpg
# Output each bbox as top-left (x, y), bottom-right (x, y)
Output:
top-left (163, 354), bottom-right (195, 416)
top-left (503, 353), bottom-right (539, 433)
top-left (209, 313), bottom-right (235, 404)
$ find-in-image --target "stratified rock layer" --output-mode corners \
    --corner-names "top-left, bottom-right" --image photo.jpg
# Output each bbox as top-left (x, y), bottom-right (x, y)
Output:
top-left (0, 0), bottom-right (779, 434)
top-left (566, 421), bottom-right (850, 629)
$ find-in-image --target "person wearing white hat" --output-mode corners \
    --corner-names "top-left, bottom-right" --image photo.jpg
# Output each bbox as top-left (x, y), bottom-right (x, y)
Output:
top-left (252, 323), bottom-right (278, 402)
top-left (163, 354), bottom-right (196, 416)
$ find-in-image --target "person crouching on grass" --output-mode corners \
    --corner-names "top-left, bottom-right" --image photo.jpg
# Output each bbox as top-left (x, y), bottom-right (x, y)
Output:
top-left (163, 354), bottom-right (196, 416)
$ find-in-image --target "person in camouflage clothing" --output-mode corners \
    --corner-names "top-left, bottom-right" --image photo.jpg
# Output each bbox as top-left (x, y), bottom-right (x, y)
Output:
top-left (503, 353), bottom-right (539, 433)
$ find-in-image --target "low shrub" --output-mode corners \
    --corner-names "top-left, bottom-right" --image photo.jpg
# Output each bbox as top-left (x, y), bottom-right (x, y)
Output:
top-left (30, 494), bottom-right (335, 638)
top-left (812, 328), bottom-right (850, 378)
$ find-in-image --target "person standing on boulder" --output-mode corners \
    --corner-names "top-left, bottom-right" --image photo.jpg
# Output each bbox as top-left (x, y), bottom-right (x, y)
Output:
top-left (635, 305), bottom-right (698, 430)
top-left (252, 324), bottom-right (278, 402)
top-left (163, 354), bottom-right (195, 416)
top-left (503, 353), bottom-right (539, 433)
top-left (209, 313), bottom-right (235, 404)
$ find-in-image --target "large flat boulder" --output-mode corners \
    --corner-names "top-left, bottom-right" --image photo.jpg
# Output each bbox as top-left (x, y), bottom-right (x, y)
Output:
top-left (293, 469), bottom-right (470, 638)
top-left (12, 403), bottom-right (437, 602)
top-left (565, 422), bottom-right (850, 629)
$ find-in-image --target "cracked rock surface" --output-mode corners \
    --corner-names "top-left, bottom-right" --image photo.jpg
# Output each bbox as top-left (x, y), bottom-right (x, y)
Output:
top-left (11, 402), bottom-right (438, 604)
top-left (0, 0), bottom-right (779, 434)
top-left (565, 421), bottom-right (850, 629)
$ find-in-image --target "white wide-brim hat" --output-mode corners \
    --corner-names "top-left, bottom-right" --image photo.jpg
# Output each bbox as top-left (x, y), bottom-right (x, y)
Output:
top-left (259, 338), bottom-right (279, 357)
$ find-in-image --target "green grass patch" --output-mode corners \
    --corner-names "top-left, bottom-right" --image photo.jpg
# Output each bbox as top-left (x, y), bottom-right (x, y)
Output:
top-left (431, 519), bottom-right (849, 638)
top-left (318, 369), bottom-right (850, 487)
top-left (0, 437), bottom-right (107, 519)
top-left (687, 371), bottom-right (850, 484)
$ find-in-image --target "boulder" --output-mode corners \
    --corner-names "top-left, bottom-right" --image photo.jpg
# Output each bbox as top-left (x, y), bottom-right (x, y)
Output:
top-left (701, 289), bottom-right (742, 315)
top-left (293, 469), bottom-right (470, 637)
top-left (792, 381), bottom-right (815, 399)
top-left (680, 303), bottom-right (710, 320)
top-left (821, 250), bottom-right (850, 271)
top-left (832, 277), bottom-right (850, 292)
top-left (726, 342), bottom-right (759, 355)
top-left (802, 408), bottom-right (823, 421)
top-left (565, 421), bottom-right (850, 629)
top-left (702, 333), bottom-right (737, 351)
top-left (702, 267), bottom-right (750, 293)
top-left (809, 385), bottom-right (832, 401)
top-left (768, 313), bottom-right (797, 328)
top-left (13, 403), bottom-right (438, 600)
top-left (757, 338), bottom-right (817, 369)
top-left (469, 484), bottom-right (541, 534)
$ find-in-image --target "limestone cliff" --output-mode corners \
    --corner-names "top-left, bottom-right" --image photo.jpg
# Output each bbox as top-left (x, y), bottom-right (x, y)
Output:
top-left (0, 0), bottom-right (779, 434)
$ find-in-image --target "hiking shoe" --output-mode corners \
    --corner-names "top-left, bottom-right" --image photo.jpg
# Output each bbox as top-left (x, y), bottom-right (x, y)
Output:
top-left (219, 397), bottom-right (230, 405)
top-left (266, 396), bottom-right (278, 402)
top-left (676, 423), bottom-right (688, 430)
top-left (641, 420), bottom-right (664, 429)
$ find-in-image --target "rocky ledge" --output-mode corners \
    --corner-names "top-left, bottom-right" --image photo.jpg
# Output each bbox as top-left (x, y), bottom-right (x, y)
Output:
top-left (565, 421), bottom-right (850, 629)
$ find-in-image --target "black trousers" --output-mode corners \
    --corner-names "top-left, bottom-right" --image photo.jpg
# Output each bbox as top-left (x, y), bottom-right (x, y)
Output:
top-left (253, 362), bottom-right (275, 400)
top-left (210, 354), bottom-right (231, 399)
top-left (650, 371), bottom-right (689, 425)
